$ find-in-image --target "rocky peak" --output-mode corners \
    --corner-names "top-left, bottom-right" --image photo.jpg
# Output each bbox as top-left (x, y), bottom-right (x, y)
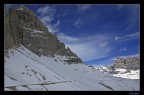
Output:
top-left (9, 6), bottom-right (48, 32)
top-left (96, 55), bottom-right (140, 74)
top-left (4, 6), bottom-right (83, 64)
top-left (114, 56), bottom-right (140, 70)
top-left (105, 55), bottom-right (140, 74)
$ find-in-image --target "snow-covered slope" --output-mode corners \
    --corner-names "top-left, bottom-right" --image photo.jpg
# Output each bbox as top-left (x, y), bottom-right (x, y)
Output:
top-left (112, 69), bottom-right (139, 79)
top-left (4, 45), bottom-right (140, 91)
top-left (95, 66), bottom-right (140, 79)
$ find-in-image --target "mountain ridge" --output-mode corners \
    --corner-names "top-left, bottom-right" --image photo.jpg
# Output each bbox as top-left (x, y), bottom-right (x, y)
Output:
top-left (4, 5), bottom-right (83, 64)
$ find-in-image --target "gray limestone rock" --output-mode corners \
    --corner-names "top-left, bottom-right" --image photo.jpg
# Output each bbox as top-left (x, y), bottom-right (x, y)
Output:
top-left (4, 6), bottom-right (83, 64)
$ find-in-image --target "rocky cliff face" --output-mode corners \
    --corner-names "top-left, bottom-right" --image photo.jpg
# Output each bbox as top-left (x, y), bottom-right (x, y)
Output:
top-left (4, 6), bottom-right (83, 64)
top-left (107, 55), bottom-right (140, 73)
top-left (114, 57), bottom-right (140, 70)
top-left (96, 55), bottom-right (140, 74)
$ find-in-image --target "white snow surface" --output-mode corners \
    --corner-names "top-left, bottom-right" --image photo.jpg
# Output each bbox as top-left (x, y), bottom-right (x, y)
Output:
top-left (4, 45), bottom-right (140, 91)
top-left (95, 66), bottom-right (140, 79)
top-left (112, 70), bottom-right (140, 79)
top-left (22, 27), bottom-right (44, 34)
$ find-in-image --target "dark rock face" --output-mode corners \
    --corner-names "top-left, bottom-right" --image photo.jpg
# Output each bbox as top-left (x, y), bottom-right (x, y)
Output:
top-left (4, 6), bottom-right (83, 64)
top-left (9, 6), bottom-right (48, 32)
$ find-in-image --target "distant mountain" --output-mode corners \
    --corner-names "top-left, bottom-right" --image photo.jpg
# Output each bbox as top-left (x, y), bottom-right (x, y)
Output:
top-left (95, 55), bottom-right (140, 79)
top-left (110, 54), bottom-right (139, 72)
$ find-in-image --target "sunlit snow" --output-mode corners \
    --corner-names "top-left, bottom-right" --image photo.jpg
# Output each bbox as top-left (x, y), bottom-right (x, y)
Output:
top-left (4, 45), bottom-right (140, 91)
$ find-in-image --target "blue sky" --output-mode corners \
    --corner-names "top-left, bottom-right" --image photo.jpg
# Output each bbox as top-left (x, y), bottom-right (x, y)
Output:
top-left (6, 4), bottom-right (140, 66)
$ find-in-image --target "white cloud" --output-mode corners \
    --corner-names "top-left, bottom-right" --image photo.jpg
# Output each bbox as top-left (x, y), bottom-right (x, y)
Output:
top-left (123, 47), bottom-right (127, 51)
top-left (57, 33), bottom-right (78, 43)
top-left (76, 4), bottom-right (91, 13)
top-left (47, 24), bottom-right (59, 33)
top-left (37, 5), bottom-right (56, 24)
top-left (120, 47), bottom-right (127, 51)
top-left (117, 4), bottom-right (140, 31)
top-left (57, 33), bottom-right (112, 61)
top-left (99, 42), bottom-right (107, 48)
top-left (47, 20), bottom-right (60, 33)
top-left (40, 16), bottom-right (54, 24)
top-left (36, 5), bottom-right (56, 16)
top-left (36, 5), bottom-right (59, 33)
top-left (54, 20), bottom-right (60, 27)
top-left (114, 37), bottom-right (119, 40)
top-left (74, 17), bottom-right (83, 29)
top-left (125, 5), bottom-right (140, 31)
top-left (67, 43), bottom-right (111, 61)
top-left (115, 32), bottom-right (139, 41)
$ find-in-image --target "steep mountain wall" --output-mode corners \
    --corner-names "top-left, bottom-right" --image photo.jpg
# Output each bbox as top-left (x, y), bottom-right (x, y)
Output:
top-left (4, 6), bottom-right (83, 64)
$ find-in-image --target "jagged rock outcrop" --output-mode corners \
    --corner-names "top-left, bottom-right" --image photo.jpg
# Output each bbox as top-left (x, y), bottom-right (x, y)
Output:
top-left (114, 56), bottom-right (140, 70)
top-left (4, 6), bottom-right (83, 64)
top-left (96, 55), bottom-right (140, 74)
top-left (106, 55), bottom-right (140, 74)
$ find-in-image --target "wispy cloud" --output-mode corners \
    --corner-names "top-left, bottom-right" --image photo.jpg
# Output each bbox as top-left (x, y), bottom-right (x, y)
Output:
top-left (37, 5), bottom-right (56, 16)
top-left (74, 17), bottom-right (83, 29)
top-left (36, 5), bottom-right (59, 33)
top-left (54, 20), bottom-right (60, 27)
top-left (57, 33), bottom-right (78, 43)
top-left (47, 24), bottom-right (59, 33)
top-left (40, 16), bottom-right (54, 24)
top-left (116, 4), bottom-right (140, 31)
top-left (120, 47), bottom-right (128, 51)
top-left (115, 32), bottom-right (139, 41)
top-left (125, 5), bottom-right (140, 31)
top-left (76, 4), bottom-right (91, 13)
top-left (57, 33), bottom-right (112, 61)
